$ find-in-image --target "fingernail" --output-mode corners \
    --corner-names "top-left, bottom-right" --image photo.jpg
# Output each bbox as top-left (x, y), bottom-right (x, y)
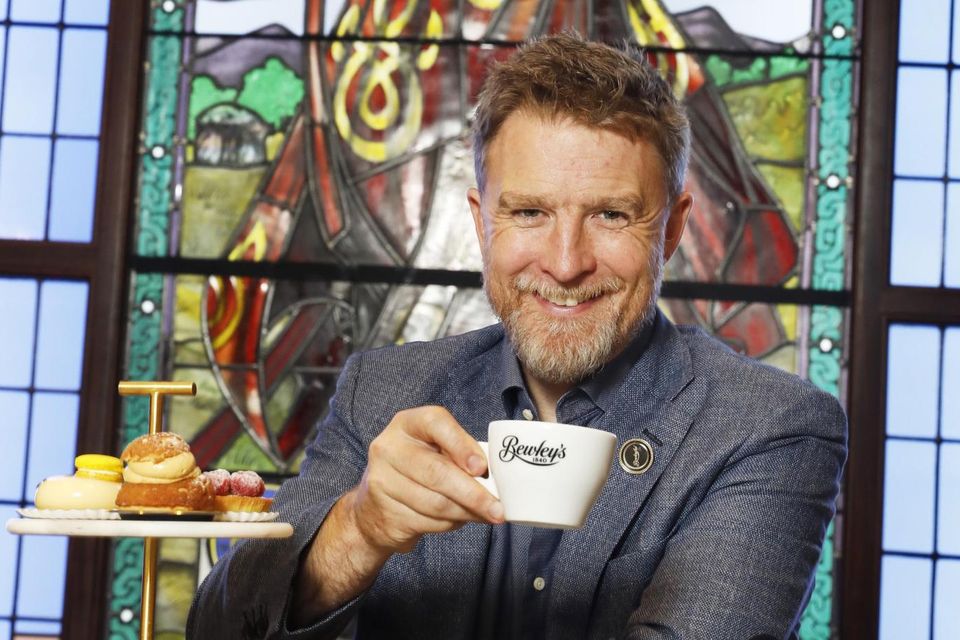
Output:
top-left (488, 501), bottom-right (504, 521)
top-left (467, 454), bottom-right (485, 476)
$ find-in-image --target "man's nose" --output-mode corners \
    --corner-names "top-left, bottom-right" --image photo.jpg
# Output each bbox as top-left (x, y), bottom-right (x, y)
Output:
top-left (540, 220), bottom-right (597, 282)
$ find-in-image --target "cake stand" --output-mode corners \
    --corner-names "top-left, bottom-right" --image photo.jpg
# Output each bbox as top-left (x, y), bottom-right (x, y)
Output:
top-left (5, 516), bottom-right (293, 639)
top-left (8, 380), bottom-right (294, 640)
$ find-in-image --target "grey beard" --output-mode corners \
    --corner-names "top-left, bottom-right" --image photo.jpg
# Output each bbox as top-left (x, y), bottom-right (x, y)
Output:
top-left (504, 307), bottom-right (621, 384)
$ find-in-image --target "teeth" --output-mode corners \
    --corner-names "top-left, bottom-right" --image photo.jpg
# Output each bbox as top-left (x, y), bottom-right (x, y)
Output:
top-left (542, 294), bottom-right (582, 307)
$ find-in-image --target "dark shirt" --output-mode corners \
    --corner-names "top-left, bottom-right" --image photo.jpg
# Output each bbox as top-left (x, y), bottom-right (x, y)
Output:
top-left (481, 324), bottom-right (655, 639)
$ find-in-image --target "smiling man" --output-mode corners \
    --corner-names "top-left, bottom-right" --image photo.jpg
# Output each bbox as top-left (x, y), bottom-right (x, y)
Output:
top-left (189, 34), bottom-right (847, 640)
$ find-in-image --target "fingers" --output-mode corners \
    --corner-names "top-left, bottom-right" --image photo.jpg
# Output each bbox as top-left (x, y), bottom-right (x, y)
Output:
top-left (397, 406), bottom-right (488, 477)
top-left (351, 406), bottom-right (504, 553)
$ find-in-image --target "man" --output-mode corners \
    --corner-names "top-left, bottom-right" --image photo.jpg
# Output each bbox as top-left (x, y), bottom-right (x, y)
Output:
top-left (188, 34), bottom-right (846, 639)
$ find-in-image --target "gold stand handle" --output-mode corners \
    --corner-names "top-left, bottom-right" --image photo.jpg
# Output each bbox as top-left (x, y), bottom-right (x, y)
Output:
top-left (118, 380), bottom-right (196, 435)
top-left (118, 380), bottom-right (197, 640)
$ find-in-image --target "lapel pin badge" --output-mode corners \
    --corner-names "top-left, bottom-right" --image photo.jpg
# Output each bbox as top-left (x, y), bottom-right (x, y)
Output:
top-left (619, 438), bottom-right (654, 475)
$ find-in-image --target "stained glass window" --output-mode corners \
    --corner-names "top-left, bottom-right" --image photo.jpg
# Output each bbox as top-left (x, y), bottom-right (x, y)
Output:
top-left (117, 1), bottom-right (858, 637)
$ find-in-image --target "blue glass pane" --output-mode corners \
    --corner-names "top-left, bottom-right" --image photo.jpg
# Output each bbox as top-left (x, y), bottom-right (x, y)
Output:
top-left (883, 439), bottom-right (937, 553)
top-left (947, 183), bottom-right (960, 287)
top-left (899, 0), bottom-right (950, 63)
top-left (890, 180), bottom-right (945, 286)
top-left (48, 139), bottom-right (99, 243)
top-left (35, 281), bottom-right (88, 390)
top-left (944, 328), bottom-right (960, 439)
top-left (64, 0), bottom-right (110, 25)
top-left (56, 28), bottom-right (107, 136)
top-left (0, 506), bottom-right (18, 617)
top-left (0, 620), bottom-right (9, 640)
top-left (880, 555), bottom-right (932, 640)
top-left (949, 73), bottom-right (960, 179)
top-left (935, 560), bottom-right (960, 640)
top-left (2, 27), bottom-right (59, 134)
top-left (886, 324), bottom-right (941, 438)
top-left (939, 444), bottom-right (960, 555)
top-left (0, 29), bottom-right (6, 111)
top-left (24, 393), bottom-right (79, 501)
top-left (14, 620), bottom-right (61, 635)
top-left (16, 535), bottom-right (66, 619)
top-left (0, 136), bottom-right (52, 240)
top-left (0, 392), bottom-right (29, 503)
top-left (895, 68), bottom-right (948, 177)
top-left (0, 278), bottom-right (37, 387)
top-left (10, 0), bottom-right (60, 22)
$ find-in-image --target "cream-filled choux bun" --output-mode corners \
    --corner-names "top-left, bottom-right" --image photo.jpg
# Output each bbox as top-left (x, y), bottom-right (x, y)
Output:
top-left (34, 454), bottom-right (123, 510)
top-left (115, 432), bottom-right (214, 511)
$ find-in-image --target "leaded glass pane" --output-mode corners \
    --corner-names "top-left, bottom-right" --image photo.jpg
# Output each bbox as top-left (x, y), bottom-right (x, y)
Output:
top-left (0, 506), bottom-right (18, 618)
top-left (15, 535), bottom-right (66, 620)
top-left (895, 68), bottom-right (948, 177)
top-left (938, 444), bottom-right (960, 556)
top-left (898, 0), bottom-right (951, 64)
top-left (2, 26), bottom-right (59, 135)
top-left (0, 136), bottom-right (52, 240)
top-left (10, 0), bottom-right (60, 23)
top-left (0, 279), bottom-right (37, 387)
top-left (48, 139), bottom-right (99, 242)
top-left (35, 281), bottom-right (88, 391)
top-left (57, 28), bottom-right (108, 136)
top-left (879, 555), bottom-right (933, 640)
top-left (886, 323), bottom-right (940, 438)
top-left (0, 392), bottom-right (29, 503)
top-left (64, 0), bottom-right (111, 26)
top-left (890, 179), bottom-right (944, 287)
top-left (882, 439), bottom-right (937, 554)
top-left (934, 560), bottom-right (960, 639)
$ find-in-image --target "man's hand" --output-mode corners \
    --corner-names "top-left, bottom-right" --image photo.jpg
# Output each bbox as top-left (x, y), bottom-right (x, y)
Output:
top-left (292, 406), bottom-right (503, 626)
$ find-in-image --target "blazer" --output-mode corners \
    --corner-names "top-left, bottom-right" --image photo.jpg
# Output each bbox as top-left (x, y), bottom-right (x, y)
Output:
top-left (187, 312), bottom-right (847, 640)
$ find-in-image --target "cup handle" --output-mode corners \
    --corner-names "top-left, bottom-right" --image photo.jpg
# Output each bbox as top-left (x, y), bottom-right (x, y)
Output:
top-left (474, 441), bottom-right (499, 499)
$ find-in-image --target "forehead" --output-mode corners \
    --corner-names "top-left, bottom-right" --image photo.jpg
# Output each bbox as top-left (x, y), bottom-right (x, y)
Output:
top-left (483, 111), bottom-right (668, 203)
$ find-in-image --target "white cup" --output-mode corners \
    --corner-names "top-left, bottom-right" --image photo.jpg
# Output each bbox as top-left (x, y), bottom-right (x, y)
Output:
top-left (475, 419), bottom-right (617, 529)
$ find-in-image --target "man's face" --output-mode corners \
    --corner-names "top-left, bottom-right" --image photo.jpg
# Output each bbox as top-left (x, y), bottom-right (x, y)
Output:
top-left (468, 111), bottom-right (691, 386)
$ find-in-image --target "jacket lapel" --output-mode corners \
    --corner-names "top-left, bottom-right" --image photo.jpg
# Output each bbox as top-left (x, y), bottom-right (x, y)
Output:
top-left (547, 316), bottom-right (700, 637)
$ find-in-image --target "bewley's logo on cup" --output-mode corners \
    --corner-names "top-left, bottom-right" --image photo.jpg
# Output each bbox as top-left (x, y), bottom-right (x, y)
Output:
top-left (498, 435), bottom-right (566, 466)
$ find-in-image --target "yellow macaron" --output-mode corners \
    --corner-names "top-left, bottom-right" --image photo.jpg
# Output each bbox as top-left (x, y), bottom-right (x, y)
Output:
top-left (74, 454), bottom-right (123, 482)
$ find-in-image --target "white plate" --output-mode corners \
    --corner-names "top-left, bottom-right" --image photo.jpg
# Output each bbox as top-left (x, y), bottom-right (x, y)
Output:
top-left (213, 511), bottom-right (279, 522)
top-left (17, 508), bottom-right (120, 520)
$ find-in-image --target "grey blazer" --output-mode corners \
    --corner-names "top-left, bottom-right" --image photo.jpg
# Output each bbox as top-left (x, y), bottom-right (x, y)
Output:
top-left (188, 313), bottom-right (847, 640)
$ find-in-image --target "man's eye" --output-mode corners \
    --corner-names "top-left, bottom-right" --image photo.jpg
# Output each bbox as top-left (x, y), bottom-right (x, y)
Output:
top-left (514, 209), bottom-right (542, 220)
top-left (599, 210), bottom-right (627, 222)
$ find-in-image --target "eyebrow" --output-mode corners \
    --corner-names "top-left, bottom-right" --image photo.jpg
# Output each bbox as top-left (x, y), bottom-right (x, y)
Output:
top-left (496, 192), bottom-right (649, 214)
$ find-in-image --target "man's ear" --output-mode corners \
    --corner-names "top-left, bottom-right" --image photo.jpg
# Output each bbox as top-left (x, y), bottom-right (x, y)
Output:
top-left (467, 186), bottom-right (485, 246)
top-left (663, 191), bottom-right (693, 262)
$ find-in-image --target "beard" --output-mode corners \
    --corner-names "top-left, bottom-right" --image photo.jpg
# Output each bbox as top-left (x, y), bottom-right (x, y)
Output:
top-left (484, 253), bottom-right (664, 385)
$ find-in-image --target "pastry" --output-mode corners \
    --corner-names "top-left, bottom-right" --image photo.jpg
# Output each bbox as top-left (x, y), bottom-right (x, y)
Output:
top-left (116, 433), bottom-right (214, 511)
top-left (34, 454), bottom-right (123, 510)
top-left (204, 469), bottom-right (272, 512)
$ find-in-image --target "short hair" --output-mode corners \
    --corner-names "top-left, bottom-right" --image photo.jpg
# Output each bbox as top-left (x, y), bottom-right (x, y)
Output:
top-left (472, 32), bottom-right (690, 202)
